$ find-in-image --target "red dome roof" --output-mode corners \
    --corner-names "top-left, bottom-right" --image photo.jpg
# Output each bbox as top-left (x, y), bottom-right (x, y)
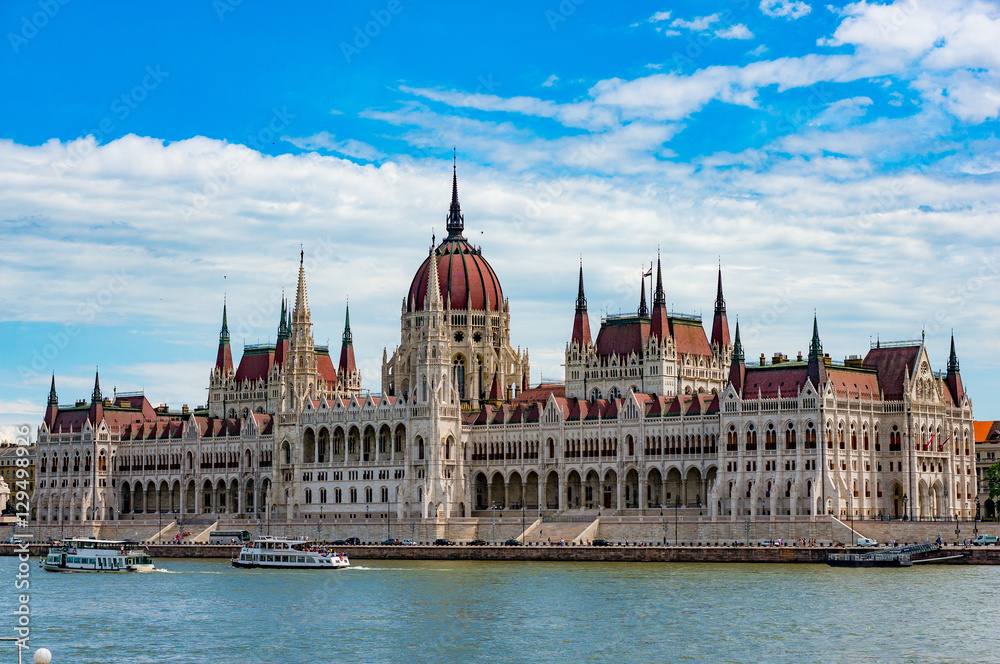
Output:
top-left (407, 237), bottom-right (504, 312)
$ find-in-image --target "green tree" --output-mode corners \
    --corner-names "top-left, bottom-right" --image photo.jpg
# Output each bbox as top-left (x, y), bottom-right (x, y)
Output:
top-left (984, 462), bottom-right (1000, 508)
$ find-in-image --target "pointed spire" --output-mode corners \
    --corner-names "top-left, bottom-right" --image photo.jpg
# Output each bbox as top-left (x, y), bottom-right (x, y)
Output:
top-left (809, 312), bottom-right (822, 358)
top-left (339, 302), bottom-right (357, 376)
top-left (571, 261), bottom-right (592, 347)
top-left (638, 271), bottom-right (649, 317)
top-left (277, 296), bottom-right (289, 340)
top-left (92, 368), bottom-right (102, 403)
top-left (732, 320), bottom-right (744, 363)
top-left (653, 252), bottom-right (666, 308)
top-left (342, 301), bottom-right (353, 345)
top-left (651, 253), bottom-right (670, 341)
top-left (945, 330), bottom-right (964, 404)
top-left (48, 373), bottom-right (58, 405)
top-left (220, 300), bottom-right (230, 344)
top-left (294, 248), bottom-right (309, 317)
top-left (728, 319), bottom-right (746, 395)
top-left (426, 241), bottom-right (443, 311)
top-left (948, 331), bottom-right (959, 374)
top-left (806, 312), bottom-right (827, 388)
top-left (215, 301), bottom-right (234, 373)
top-left (446, 152), bottom-right (465, 239)
top-left (710, 264), bottom-right (730, 349)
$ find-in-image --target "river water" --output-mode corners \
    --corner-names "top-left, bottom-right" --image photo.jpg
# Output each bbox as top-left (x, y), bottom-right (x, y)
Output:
top-left (3, 556), bottom-right (996, 663)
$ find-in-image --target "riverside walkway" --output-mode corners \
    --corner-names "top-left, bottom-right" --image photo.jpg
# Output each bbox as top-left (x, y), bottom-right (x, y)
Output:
top-left (5, 542), bottom-right (1000, 563)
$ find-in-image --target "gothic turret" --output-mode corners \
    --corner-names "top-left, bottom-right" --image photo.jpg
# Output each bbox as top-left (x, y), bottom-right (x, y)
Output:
top-left (215, 301), bottom-right (234, 374)
top-left (638, 271), bottom-right (649, 318)
top-left (338, 303), bottom-right (357, 377)
top-left (710, 266), bottom-right (730, 349)
top-left (446, 158), bottom-right (464, 239)
top-left (88, 368), bottom-right (104, 424)
top-left (945, 332), bottom-right (965, 405)
top-left (275, 297), bottom-right (290, 367)
top-left (571, 261), bottom-right (592, 347)
top-left (650, 254), bottom-right (669, 341)
top-left (288, 249), bottom-right (317, 402)
top-left (728, 320), bottom-right (745, 394)
top-left (806, 313), bottom-right (827, 389)
top-left (44, 373), bottom-right (59, 429)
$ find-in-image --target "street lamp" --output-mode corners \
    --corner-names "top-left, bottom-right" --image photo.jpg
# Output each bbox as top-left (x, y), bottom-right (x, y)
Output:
top-left (902, 493), bottom-right (908, 521)
top-left (675, 497), bottom-right (681, 546)
top-left (659, 504), bottom-right (665, 546)
top-left (491, 503), bottom-right (497, 544)
top-left (955, 514), bottom-right (960, 545)
top-left (975, 496), bottom-right (980, 536)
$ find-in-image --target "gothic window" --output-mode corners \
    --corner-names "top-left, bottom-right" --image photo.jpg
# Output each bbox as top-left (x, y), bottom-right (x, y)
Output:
top-left (350, 488), bottom-right (357, 503)
top-left (453, 356), bottom-right (466, 399)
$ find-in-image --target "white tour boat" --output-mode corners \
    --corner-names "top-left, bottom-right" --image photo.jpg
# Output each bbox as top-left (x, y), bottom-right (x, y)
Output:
top-left (42, 538), bottom-right (155, 573)
top-left (232, 536), bottom-right (350, 569)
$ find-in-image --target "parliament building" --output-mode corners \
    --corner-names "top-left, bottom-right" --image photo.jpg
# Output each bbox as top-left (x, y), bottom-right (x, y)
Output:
top-left (33, 170), bottom-right (978, 533)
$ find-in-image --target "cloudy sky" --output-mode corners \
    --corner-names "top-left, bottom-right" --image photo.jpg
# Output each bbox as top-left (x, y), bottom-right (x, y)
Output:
top-left (2, 0), bottom-right (999, 442)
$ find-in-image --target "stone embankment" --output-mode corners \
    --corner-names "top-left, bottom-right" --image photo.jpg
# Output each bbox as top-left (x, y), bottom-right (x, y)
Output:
top-left (6, 543), bottom-right (1000, 563)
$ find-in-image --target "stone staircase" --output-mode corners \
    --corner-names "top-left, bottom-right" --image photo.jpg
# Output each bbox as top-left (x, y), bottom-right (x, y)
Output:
top-left (526, 511), bottom-right (600, 545)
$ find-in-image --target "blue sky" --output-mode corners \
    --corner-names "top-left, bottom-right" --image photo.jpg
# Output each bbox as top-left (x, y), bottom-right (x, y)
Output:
top-left (2, 0), bottom-right (999, 441)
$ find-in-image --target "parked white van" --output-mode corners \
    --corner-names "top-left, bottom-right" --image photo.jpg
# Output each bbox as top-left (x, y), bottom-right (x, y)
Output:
top-left (856, 537), bottom-right (878, 547)
top-left (972, 534), bottom-right (998, 546)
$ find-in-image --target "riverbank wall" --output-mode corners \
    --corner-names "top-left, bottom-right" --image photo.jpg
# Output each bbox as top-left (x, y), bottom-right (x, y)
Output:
top-left (6, 543), bottom-right (1000, 564)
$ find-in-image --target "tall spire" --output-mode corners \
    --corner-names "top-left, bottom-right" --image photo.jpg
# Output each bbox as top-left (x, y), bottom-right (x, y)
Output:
top-left (948, 331), bottom-right (959, 374)
top-left (294, 248), bottom-right (309, 318)
top-left (220, 300), bottom-right (230, 344)
top-left (809, 313), bottom-right (822, 359)
top-left (91, 368), bottom-right (102, 403)
top-left (426, 241), bottom-right (443, 311)
top-left (653, 253), bottom-right (666, 308)
top-left (215, 301), bottom-right (234, 373)
top-left (338, 302), bottom-right (357, 376)
top-left (44, 373), bottom-right (59, 429)
top-left (571, 260), bottom-right (592, 347)
top-left (446, 152), bottom-right (465, 239)
top-left (728, 320), bottom-right (745, 394)
top-left (945, 330), bottom-right (964, 404)
top-left (806, 313), bottom-right (827, 388)
top-left (277, 296), bottom-right (289, 340)
top-left (638, 271), bottom-right (649, 317)
top-left (651, 253), bottom-right (669, 341)
top-left (710, 264), bottom-right (730, 349)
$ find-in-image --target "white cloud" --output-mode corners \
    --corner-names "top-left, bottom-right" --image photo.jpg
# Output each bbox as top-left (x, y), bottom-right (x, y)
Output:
top-left (542, 74), bottom-right (559, 88)
top-left (808, 96), bottom-right (873, 128)
top-left (716, 24), bottom-right (755, 40)
top-left (649, 11), bottom-right (671, 23)
top-left (748, 44), bottom-right (769, 57)
top-left (657, 28), bottom-right (681, 36)
top-left (671, 14), bottom-right (720, 31)
top-left (760, 0), bottom-right (812, 19)
top-left (282, 131), bottom-right (383, 160)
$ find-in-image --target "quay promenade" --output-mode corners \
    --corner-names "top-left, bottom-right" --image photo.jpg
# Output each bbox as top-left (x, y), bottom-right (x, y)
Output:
top-left (5, 542), bottom-right (1000, 563)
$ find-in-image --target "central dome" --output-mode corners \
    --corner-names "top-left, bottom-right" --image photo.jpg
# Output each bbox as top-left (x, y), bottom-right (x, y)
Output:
top-left (406, 167), bottom-right (504, 312)
top-left (407, 237), bottom-right (504, 312)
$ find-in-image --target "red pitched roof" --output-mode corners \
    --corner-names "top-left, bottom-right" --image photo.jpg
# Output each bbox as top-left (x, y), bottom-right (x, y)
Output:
top-left (826, 367), bottom-right (880, 399)
top-left (316, 351), bottom-right (339, 386)
top-left (669, 317), bottom-right (713, 357)
top-left (595, 316), bottom-right (649, 358)
top-left (743, 365), bottom-right (809, 398)
top-left (235, 347), bottom-right (275, 383)
top-left (863, 346), bottom-right (920, 401)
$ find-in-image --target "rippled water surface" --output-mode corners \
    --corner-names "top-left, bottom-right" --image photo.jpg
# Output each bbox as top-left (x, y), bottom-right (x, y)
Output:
top-left (5, 557), bottom-right (999, 663)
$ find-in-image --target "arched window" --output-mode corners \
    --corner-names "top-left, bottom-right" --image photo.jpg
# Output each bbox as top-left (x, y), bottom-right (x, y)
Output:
top-left (453, 356), bottom-right (466, 399)
top-left (785, 423), bottom-right (796, 450)
top-left (365, 487), bottom-right (373, 503)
